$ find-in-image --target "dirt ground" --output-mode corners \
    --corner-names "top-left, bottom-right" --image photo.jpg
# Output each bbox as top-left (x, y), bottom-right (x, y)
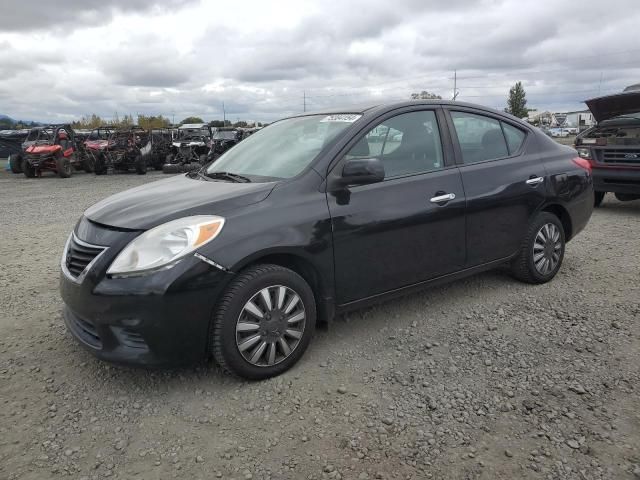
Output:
top-left (1, 169), bottom-right (639, 480)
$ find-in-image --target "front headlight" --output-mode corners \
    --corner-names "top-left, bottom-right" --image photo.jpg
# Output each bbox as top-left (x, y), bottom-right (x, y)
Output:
top-left (576, 147), bottom-right (592, 159)
top-left (107, 215), bottom-right (225, 277)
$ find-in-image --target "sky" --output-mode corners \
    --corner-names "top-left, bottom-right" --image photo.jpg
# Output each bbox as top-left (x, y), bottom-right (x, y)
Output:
top-left (1, 0), bottom-right (639, 124)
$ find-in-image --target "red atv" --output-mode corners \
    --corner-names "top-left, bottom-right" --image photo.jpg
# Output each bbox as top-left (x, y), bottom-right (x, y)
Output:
top-left (82, 126), bottom-right (115, 172)
top-left (22, 125), bottom-right (87, 178)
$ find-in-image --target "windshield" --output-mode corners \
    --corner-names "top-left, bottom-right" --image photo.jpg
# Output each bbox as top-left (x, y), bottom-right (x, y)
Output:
top-left (88, 129), bottom-right (112, 140)
top-left (213, 131), bottom-right (237, 140)
top-left (206, 114), bottom-right (359, 180)
top-left (26, 129), bottom-right (53, 142)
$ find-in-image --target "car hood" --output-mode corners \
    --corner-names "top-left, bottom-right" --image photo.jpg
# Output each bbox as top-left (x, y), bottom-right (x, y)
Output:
top-left (586, 91), bottom-right (640, 123)
top-left (84, 174), bottom-right (276, 230)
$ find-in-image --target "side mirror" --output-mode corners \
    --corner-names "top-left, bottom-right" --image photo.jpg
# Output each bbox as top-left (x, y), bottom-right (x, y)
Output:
top-left (332, 158), bottom-right (385, 189)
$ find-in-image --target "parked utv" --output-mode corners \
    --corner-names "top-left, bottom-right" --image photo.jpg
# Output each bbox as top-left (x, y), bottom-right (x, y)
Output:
top-left (1, 129), bottom-right (29, 174)
top-left (94, 127), bottom-right (151, 175)
top-left (21, 125), bottom-right (88, 178)
top-left (163, 123), bottom-right (212, 173)
top-left (208, 128), bottom-right (242, 161)
top-left (148, 128), bottom-right (173, 170)
top-left (82, 126), bottom-right (115, 173)
top-left (576, 84), bottom-right (640, 206)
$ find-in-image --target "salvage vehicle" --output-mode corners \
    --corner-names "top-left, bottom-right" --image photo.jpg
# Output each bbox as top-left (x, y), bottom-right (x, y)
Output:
top-left (575, 84), bottom-right (640, 206)
top-left (60, 101), bottom-right (593, 379)
top-left (163, 123), bottom-right (212, 173)
top-left (22, 125), bottom-right (87, 178)
top-left (94, 127), bottom-right (150, 175)
top-left (82, 126), bottom-right (115, 173)
top-left (149, 128), bottom-right (173, 170)
top-left (1, 129), bottom-right (29, 173)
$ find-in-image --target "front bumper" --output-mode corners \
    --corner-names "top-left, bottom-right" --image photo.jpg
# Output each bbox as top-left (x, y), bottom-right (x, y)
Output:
top-left (592, 167), bottom-right (640, 194)
top-left (60, 242), bottom-right (233, 367)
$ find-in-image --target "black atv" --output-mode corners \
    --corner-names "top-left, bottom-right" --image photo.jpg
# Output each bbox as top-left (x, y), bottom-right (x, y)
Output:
top-left (207, 128), bottom-right (242, 162)
top-left (163, 123), bottom-right (212, 174)
top-left (149, 128), bottom-right (173, 170)
top-left (1, 129), bottom-right (29, 174)
top-left (94, 127), bottom-right (150, 175)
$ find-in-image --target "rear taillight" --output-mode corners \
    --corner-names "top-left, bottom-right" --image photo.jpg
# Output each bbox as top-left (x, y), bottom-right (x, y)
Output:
top-left (572, 156), bottom-right (592, 173)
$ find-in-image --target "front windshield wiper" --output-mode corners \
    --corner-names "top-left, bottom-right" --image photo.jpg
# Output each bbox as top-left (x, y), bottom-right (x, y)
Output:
top-left (204, 171), bottom-right (251, 183)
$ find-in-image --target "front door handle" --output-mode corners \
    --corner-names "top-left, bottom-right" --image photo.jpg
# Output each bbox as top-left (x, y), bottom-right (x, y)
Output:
top-left (430, 193), bottom-right (456, 204)
top-left (526, 176), bottom-right (544, 186)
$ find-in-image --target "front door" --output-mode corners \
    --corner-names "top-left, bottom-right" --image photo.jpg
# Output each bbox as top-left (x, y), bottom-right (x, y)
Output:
top-left (327, 109), bottom-right (466, 304)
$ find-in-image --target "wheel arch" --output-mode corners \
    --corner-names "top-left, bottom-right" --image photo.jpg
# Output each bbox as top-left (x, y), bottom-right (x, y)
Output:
top-left (232, 250), bottom-right (334, 325)
top-left (540, 203), bottom-right (573, 241)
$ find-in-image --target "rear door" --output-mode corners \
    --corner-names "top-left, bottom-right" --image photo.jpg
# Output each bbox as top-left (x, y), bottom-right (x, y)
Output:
top-left (327, 108), bottom-right (466, 304)
top-left (445, 108), bottom-right (547, 266)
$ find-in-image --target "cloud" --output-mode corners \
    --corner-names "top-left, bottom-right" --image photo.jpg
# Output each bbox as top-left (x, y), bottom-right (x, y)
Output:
top-left (0, 0), bottom-right (638, 123)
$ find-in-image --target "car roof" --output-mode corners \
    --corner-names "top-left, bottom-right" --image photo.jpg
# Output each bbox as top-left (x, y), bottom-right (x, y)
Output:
top-left (287, 100), bottom-right (527, 125)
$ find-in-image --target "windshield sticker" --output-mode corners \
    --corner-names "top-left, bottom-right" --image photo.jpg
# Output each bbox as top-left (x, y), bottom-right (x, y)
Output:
top-left (320, 114), bottom-right (362, 123)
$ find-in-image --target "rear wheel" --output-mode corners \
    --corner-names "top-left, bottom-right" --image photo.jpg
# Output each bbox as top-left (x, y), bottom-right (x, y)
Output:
top-left (9, 154), bottom-right (23, 174)
top-left (594, 191), bottom-right (605, 207)
top-left (94, 153), bottom-right (107, 175)
top-left (83, 154), bottom-right (95, 173)
top-left (22, 158), bottom-right (36, 178)
top-left (56, 154), bottom-right (72, 178)
top-left (614, 193), bottom-right (640, 202)
top-left (134, 155), bottom-right (147, 175)
top-left (162, 163), bottom-right (182, 174)
top-left (210, 264), bottom-right (316, 380)
top-left (511, 212), bottom-right (565, 284)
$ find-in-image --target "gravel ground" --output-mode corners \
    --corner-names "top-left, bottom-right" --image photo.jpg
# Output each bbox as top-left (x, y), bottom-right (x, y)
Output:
top-left (1, 169), bottom-right (639, 480)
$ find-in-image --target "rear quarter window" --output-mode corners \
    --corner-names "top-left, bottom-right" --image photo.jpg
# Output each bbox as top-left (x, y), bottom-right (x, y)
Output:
top-left (502, 122), bottom-right (526, 154)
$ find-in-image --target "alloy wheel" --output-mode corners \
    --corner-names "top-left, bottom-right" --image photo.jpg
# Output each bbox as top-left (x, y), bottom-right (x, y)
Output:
top-left (235, 285), bottom-right (306, 367)
top-left (532, 223), bottom-right (562, 275)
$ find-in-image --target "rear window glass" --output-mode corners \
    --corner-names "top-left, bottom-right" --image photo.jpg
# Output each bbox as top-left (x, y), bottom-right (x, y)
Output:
top-left (451, 112), bottom-right (508, 163)
top-left (502, 122), bottom-right (526, 154)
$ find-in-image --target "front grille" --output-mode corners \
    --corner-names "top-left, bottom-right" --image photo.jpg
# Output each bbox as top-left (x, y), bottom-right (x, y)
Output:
top-left (65, 235), bottom-right (106, 278)
top-left (69, 314), bottom-right (102, 348)
top-left (601, 148), bottom-right (640, 165)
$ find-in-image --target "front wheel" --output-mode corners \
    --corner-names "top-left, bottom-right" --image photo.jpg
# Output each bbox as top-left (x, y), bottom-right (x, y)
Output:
top-left (210, 264), bottom-right (316, 380)
top-left (594, 191), bottom-right (605, 207)
top-left (9, 154), bottom-right (23, 174)
top-left (56, 155), bottom-right (72, 178)
top-left (94, 153), bottom-right (107, 175)
top-left (511, 212), bottom-right (565, 284)
top-left (22, 158), bottom-right (36, 178)
top-left (134, 155), bottom-right (147, 175)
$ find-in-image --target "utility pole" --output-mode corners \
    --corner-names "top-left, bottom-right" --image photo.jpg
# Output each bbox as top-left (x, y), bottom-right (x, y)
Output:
top-left (303, 90), bottom-right (306, 113)
top-left (222, 102), bottom-right (226, 124)
top-left (452, 70), bottom-right (459, 101)
top-left (598, 72), bottom-right (603, 96)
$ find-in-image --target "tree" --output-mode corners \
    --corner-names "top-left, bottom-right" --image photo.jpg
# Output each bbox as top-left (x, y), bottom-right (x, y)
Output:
top-left (410, 91), bottom-right (442, 100)
top-left (506, 82), bottom-right (528, 119)
top-left (138, 114), bottom-right (171, 129)
top-left (180, 116), bottom-right (204, 124)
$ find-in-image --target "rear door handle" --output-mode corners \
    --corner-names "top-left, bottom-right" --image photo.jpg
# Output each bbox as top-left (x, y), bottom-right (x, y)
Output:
top-left (430, 193), bottom-right (456, 204)
top-left (526, 176), bottom-right (544, 186)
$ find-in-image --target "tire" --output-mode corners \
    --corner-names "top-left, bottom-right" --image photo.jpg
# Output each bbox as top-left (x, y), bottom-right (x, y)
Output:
top-left (134, 155), bottom-right (147, 175)
top-left (9, 154), bottom-right (23, 174)
top-left (153, 155), bottom-right (164, 170)
top-left (210, 264), bottom-right (316, 380)
top-left (94, 153), bottom-right (107, 175)
top-left (510, 212), bottom-right (565, 284)
top-left (83, 155), bottom-right (95, 173)
top-left (183, 163), bottom-right (200, 172)
top-left (594, 191), bottom-right (605, 207)
top-left (22, 158), bottom-right (36, 178)
top-left (56, 155), bottom-right (72, 178)
top-left (614, 193), bottom-right (640, 202)
top-left (162, 163), bottom-right (182, 174)
top-left (198, 154), bottom-right (207, 164)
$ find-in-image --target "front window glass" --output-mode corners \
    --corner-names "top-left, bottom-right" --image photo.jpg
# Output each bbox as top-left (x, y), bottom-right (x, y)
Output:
top-left (206, 114), bottom-right (359, 180)
top-left (345, 110), bottom-right (444, 178)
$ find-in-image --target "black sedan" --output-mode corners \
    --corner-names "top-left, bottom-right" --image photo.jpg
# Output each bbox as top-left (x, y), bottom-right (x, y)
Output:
top-left (60, 101), bottom-right (594, 379)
